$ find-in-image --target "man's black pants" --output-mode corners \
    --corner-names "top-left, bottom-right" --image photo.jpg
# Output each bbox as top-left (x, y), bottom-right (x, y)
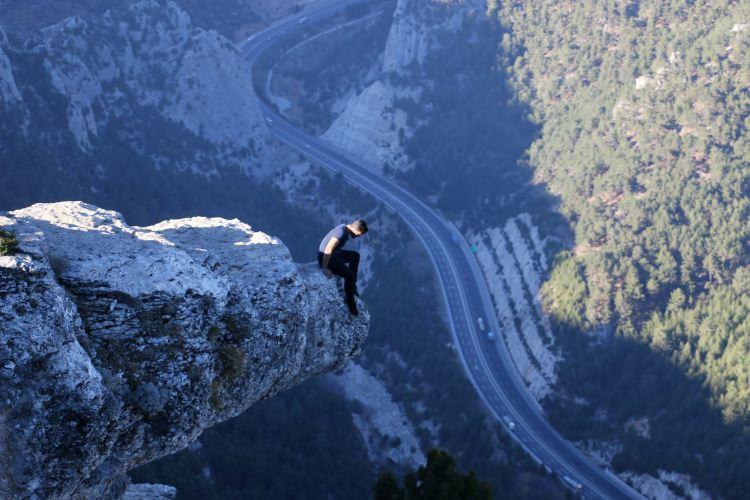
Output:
top-left (318, 250), bottom-right (360, 302)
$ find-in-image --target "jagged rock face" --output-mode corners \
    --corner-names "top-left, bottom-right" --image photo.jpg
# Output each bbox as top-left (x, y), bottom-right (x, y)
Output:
top-left (324, 0), bottom-right (483, 171)
top-left (0, 30), bottom-right (23, 106)
top-left (382, 0), bottom-right (434, 72)
top-left (383, 0), bottom-right (484, 71)
top-left (0, 202), bottom-right (368, 499)
top-left (32, 0), bottom-right (266, 153)
top-left (322, 80), bottom-right (415, 172)
top-left (1, 0), bottom-right (269, 175)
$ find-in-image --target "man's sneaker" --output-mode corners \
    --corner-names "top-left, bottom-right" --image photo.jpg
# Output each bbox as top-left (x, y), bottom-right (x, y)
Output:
top-left (346, 297), bottom-right (359, 316)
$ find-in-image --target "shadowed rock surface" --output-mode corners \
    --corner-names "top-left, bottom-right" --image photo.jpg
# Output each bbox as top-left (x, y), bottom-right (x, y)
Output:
top-left (0, 201), bottom-right (368, 499)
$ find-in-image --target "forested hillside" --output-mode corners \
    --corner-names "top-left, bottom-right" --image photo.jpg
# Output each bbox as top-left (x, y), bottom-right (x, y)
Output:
top-left (492, 2), bottom-right (750, 493)
top-left (385, 0), bottom-right (750, 497)
top-left (493, 0), bottom-right (750, 348)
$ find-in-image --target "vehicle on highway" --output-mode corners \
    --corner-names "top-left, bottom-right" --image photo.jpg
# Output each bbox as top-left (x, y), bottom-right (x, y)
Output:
top-left (487, 330), bottom-right (496, 341)
top-left (562, 476), bottom-right (584, 495)
top-left (265, 117), bottom-right (272, 123)
top-left (502, 415), bottom-right (516, 431)
top-left (477, 317), bottom-right (485, 331)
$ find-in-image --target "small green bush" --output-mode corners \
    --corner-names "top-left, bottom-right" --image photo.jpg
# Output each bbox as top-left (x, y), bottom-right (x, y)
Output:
top-left (0, 230), bottom-right (18, 256)
top-left (218, 345), bottom-right (246, 383)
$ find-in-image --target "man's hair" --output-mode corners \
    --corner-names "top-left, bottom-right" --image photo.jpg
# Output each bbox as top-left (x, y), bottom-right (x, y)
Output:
top-left (351, 219), bottom-right (368, 234)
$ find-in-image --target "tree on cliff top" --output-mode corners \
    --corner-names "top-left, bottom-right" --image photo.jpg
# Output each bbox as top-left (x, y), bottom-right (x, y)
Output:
top-left (374, 449), bottom-right (492, 500)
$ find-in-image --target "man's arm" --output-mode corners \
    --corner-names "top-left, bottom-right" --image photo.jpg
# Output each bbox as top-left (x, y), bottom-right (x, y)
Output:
top-left (321, 237), bottom-right (339, 271)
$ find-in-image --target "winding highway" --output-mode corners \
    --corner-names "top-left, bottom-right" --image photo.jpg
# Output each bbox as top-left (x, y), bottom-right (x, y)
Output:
top-left (240, 3), bottom-right (641, 499)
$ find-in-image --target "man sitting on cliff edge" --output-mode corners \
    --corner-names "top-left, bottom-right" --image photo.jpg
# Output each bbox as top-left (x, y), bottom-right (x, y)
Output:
top-left (318, 219), bottom-right (368, 316)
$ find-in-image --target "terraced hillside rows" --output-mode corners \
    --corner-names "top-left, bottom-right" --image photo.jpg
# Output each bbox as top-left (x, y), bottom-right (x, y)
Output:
top-left (470, 214), bottom-right (561, 401)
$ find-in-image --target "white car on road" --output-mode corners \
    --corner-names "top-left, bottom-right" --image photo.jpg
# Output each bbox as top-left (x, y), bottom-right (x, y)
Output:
top-left (562, 476), bottom-right (584, 494)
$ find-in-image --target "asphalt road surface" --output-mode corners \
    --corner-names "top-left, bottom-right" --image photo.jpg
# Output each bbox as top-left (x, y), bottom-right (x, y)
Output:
top-left (240, 3), bottom-right (642, 498)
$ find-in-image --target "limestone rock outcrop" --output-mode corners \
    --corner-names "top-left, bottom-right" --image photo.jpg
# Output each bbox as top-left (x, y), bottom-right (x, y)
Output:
top-left (323, 0), bottom-right (483, 171)
top-left (322, 80), bottom-right (414, 172)
top-left (0, 30), bottom-right (23, 107)
top-left (34, 0), bottom-right (266, 153)
top-left (0, 202), bottom-right (368, 499)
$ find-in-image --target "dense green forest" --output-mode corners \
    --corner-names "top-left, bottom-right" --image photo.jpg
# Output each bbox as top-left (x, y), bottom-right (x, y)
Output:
top-left (492, 1), bottom-right (750, 497)
top-left (391, 1), bottom-right (749, 497)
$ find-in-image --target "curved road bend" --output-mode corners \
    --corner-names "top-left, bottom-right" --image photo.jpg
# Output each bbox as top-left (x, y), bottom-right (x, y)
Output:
top-left (240, 3), bottom-right (641, 499)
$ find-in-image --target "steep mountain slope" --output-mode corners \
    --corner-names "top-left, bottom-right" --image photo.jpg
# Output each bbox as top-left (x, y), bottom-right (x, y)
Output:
top-left (323, 0), bottom-right (486, 173)
top-left (487, 1), bottom-right (750, 497)
top-left (0, 201), bottom-right (368, 499)
top-left (0, 0), bottom-right (271, 212)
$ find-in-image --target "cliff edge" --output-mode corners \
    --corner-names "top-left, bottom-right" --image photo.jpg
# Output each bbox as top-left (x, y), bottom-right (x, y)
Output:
top-left (0, 201), bottom-right (368, 499)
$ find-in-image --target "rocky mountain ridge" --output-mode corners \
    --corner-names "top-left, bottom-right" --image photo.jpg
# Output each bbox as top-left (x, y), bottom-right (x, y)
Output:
top-left (0, 201), bottom-right (368, 499)
top-left (0, 0), bottom-right (271, 207)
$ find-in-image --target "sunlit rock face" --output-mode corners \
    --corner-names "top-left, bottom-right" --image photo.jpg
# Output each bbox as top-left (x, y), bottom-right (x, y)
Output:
top-left (323, 0), bottom-right (483, 171)
top-left (0, 30), bottom-right (23, 106)
top-left (0, 202), bottom-right (368, 499)
top-left (322, 80), bottom-right (415, 172)
top-left (383, 0), bottom-right (484, 73)
top-left (38, 0), bottom-right (266, 153)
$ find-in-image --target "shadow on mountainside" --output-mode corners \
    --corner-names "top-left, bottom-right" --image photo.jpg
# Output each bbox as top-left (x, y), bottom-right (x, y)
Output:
top-left (392, 10), bottom-right (551, 230)
top-left (547, 320), bottom-right (749, 498)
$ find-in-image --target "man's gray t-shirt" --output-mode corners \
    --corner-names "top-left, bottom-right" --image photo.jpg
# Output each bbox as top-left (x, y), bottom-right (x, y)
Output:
top-left (318, 224), bottom-right (350, 253)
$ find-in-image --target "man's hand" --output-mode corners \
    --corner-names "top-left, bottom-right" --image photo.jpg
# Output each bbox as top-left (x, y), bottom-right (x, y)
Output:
top-left (321, 246), bottom-right (334, 274)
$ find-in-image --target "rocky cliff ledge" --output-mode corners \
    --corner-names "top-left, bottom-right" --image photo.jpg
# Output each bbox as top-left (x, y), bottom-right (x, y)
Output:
top-left (0, 202), bottom-right (368, 499)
